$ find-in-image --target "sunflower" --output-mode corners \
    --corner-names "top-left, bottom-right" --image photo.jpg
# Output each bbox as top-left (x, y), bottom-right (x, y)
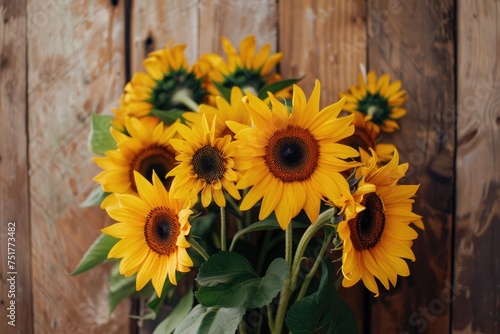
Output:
top-left (93, 118), bottom-right (178, 206)
top-left (340, 71), bottom-right (407, 133)
top-left (102, 171), bottom-right (193, 296)
top-left (167, 114), bottom-right (241, 208)
top-left (337, 149), bottom-right (422, 296)
top-left (184, 86), bottom-right (252, 139)
top-left (201, 35), bottom-right (290, 102)
top-left (115, 41), bottom-right (209, 130)
top-left (340, 111), bottom-right (396, 164)
top-left (229, 80), bottom-right (360, 229)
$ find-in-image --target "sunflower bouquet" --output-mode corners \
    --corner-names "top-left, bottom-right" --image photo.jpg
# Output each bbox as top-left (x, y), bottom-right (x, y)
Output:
top-left (73, 35), bottom-right (422, 333)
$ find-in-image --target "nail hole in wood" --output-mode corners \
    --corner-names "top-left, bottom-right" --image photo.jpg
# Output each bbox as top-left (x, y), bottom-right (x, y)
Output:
top-left (145, 35), bottom-right (155, 54)
top-left (110, 0), bottom-right (119, 6)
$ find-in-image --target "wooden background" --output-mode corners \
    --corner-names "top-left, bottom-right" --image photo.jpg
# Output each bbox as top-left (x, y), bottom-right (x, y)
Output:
top-left (0, 0), bottom-right (498, 333)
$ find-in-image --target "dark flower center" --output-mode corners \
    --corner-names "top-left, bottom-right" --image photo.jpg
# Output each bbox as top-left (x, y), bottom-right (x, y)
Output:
top-left (191, 146), bottom-right (226, 183)
top-left (356, 92), bottom-right (392, 125)
top-left (130, 144), bottom-right (176, 191)
top-left (348, 192), bottom-right (386, 251)
top-left (265, 126), bottom-right (319, 182)
top-left (149, 68), bottom-right (207, 111)
top-left (144, 207), bottom-right (180, 255)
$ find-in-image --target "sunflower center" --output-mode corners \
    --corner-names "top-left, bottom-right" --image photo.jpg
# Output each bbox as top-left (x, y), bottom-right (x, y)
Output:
top-left (149, 69), bottom-right (207, 111)
top-left (191, 146), bottom-right (226, 183)
top-left (265, 126), bottom-right (320, 182)
top-left (222, 68), bottom-right (266, 94)
top-left (357, 92), bottom-right (392, 125)
top-left (130, 144), bottom-right (176, 191)
top-left (348, 192), bottom-right (386, 251)
top-left (144, 207), bottom-right (180, 255)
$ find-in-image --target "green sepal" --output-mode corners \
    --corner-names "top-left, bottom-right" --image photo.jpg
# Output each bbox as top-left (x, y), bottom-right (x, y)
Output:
top-left (70, 233), bottom-right (119, 276)
top-left (257, 77), bottom-right (303, 100)
top-left (79, 185), bottom-right (110, 208)
top-left (89, 112), bottom-right (117, 155)
top-left (212, 81), bottom-right (232, 102)
top-left (151, 108), bottom-right (186, 125)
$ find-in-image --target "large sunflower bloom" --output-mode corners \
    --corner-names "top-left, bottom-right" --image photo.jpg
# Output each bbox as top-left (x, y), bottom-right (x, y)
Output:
top-left (338, 149), bottom-right (422, 296)
top-left (340, 111), bottom-right (396, 164)
top-left (102, 171), bottom-right (193, 296)
top-left (93, 118), bottom-right (178, 207)
top-left (201, 35), bottom-right (290, 101)
top-left (230, 80), bottom-right (360, 229)
top-left (117, 41), bottom-right (209, 129)
top-left (167, 114), bottom-right (241, 208)
top-left (340, 71), bottom-right (407, 133)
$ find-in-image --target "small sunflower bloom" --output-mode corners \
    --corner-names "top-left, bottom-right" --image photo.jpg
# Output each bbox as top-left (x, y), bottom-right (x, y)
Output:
top-left (340, 71), bottom-right (407, 133)
top-left (338, 149), bottom-right (422, 296)
top-left (102, 171), bottom-right (193, 296)
top-left (167, 114), bottom-right (241, 208)
top-left (230, 80), bottom-right (360, 229)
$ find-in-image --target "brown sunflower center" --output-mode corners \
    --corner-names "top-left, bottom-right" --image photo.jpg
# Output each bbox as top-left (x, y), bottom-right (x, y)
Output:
top-left (130, 144), bottom-right (176, 192)
top-left (144, 207), bottom-right (180, 255)
top-left (348, 192), bottom-right (386, 251)
top-left (265, 126), bottom-right (320, 182)
top-left (191, 146), bottom-right (225, 182)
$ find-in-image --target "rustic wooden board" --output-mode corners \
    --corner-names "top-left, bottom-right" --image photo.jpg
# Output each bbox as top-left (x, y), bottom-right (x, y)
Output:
top-left (199, 0), bottom-right (278, 55)
top-left (0, 1), bottom-right (33, 333)
top-left (367, 0), bottom-right (455, 333)
top-left (27, 0), bottom-right (130, 333)
top-left (279, 1), bottom-right (368, 332)
top-left (130, 0), bottom-right (199, 73)
top-left (454, 0), bottom-right (500, 333)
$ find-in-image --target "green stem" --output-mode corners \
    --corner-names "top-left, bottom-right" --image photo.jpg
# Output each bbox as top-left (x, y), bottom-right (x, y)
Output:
top-left (295, 230), bottom-right (335, 302)
top-left (335, 271), bottom-right (344, 290)
top-left (267, 304), bottom-right (275, 332)
top-left (273, 224), bottom-right (293, 334)
top-left (285, 224), bottom-right (293, 270)
top-left (171, 88), bottom-right (200, 112)
top-left (243, 188), bottom-right (252, 227)
top-left (188, 238), bottom-right (210, 261)
top-left (220, 206), bottom-right (227, 251)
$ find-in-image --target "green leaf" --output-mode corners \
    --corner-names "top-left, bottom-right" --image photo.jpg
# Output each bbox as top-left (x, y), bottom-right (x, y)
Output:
top-left (173, 305), bottom-right (245, 334)
top-left (257, 77), bottom-right (303, 100)
top-left (229, 219), bottom-right (309, 251)
top-left (196, 252), bottom-right (287, 309)
top-left (151, 108), bottom-right (186, 125)
top-left (70, 233), bottom-right (119, 276)
top-left (146, 274), bottom-right (180, 317)
top-left (212, 81), bottom-right (232, 102)
top-left (89, 112), bottom-right (117, 155)
top-left (108, 264), bottom-right (137, 313)
top-left (285, 260), bottom-right (359, 334)
top-left (153, 288), bottom-right (194, 334)
top-left (79, 185), bottom-right (110, 207)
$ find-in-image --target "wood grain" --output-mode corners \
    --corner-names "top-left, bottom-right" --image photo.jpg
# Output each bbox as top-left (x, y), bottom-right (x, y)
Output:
top-left (454, 0), bottom-right (500, 333)
top-left (129, 0), bottom-right (199, 73)
top-left (27, 0), bottom-right (130, 332)
top-left (0, 1), bottom-right (33, 333)
top-left (199, 0), bottom-right (278, 55)
top-left (367, 0), bottom-right (455, 333)
top-left (279, 1), bottom-right (368, 331)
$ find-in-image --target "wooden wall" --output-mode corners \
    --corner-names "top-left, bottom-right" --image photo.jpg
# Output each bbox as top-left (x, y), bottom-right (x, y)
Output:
top-left (0, 0), bottom-right (498, 333)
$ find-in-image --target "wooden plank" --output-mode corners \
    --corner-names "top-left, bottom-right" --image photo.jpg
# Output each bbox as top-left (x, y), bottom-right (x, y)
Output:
top-left (279, 1), bottom-right (368, 332)
top-left (199, 0), bottom-right (278, 55)
top-left (367, 0), bottom-right (455, 333)
top-left (454, 0), bottom-right (500, 333)
top-left (0, 1), bottom-right (33, 333)
top-left (27, 0), bottom-right (131, 332)
top-left (130, 0), bottom-right (199, 73)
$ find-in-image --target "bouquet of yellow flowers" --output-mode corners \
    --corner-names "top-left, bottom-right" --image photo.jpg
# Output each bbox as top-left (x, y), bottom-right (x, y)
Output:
top-left (73, 35), bottom-right (422, 334)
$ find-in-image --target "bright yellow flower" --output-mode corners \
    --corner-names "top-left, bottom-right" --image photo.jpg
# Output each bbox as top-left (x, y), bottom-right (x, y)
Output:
top-left (102, 171), bottom-right (193, 296)
top-left (93, 118), bottom-right (178, 207)
top-left (230, 80), bottom-right (360, 229)
top-left (338, 149), bottom-right (422, 296)
top-left (340, 71), bottom-right (407, 133)
top-left (167, 114), bottom-right (241, 208)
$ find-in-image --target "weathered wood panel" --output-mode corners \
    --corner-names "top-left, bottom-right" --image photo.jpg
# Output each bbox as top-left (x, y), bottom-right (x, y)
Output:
top-left (454, 0), bottom-right (500, 333)
top-left (27, 0), bottom-right (130, 333)
top-left (367, 0), bottom-right (455, 333)
top-left (130, 0), bottom-right (199, 73)
top-left (199, 0), bottom-right (278, 55)
top-left (279, 1), bottom-right (368, 331)
top-left (0, 1), bottom-right (33, 333)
